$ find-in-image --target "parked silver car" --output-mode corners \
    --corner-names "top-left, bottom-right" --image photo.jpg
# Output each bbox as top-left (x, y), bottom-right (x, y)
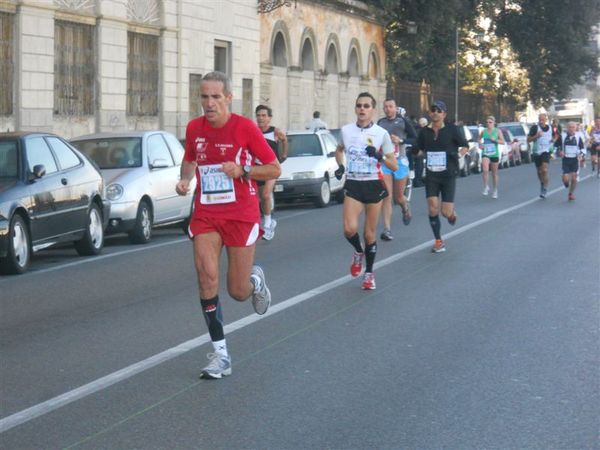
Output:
top-left (71, 131), bottom-right (195, 244)
top-left (498, 122), bottom-right (531, 163)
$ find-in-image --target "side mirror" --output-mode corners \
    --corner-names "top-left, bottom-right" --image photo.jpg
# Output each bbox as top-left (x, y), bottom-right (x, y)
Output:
top-left (327, 151), bottom-right (336, 158)
top-left (150, 158), bottom-right (169, 169)
top-left (31, 164), bottom-right (46, 179)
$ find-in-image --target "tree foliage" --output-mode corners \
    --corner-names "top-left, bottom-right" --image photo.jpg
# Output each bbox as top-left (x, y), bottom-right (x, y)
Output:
top-left (496, 0), bottom-right (600, 105)
top-left (367, 0), bottom-right (600, 106)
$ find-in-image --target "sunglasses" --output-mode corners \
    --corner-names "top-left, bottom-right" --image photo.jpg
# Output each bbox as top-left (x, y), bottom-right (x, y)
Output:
top-left (355, 103), bottom-right (372, 109)
top-left (430, 107), bottom-right (443, 113)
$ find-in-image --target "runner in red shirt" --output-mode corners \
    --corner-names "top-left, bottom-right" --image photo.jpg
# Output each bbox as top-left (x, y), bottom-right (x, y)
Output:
top-left (176, 71), bottom-right (280, 379)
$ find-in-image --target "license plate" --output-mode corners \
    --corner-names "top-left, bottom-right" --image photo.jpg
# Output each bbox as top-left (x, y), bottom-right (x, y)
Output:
top-left (274, 184), bottom-right (283, 192)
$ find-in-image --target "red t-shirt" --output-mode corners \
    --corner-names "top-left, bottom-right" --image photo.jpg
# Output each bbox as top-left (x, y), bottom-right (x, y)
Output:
top-left (184, 113), bottom-right (276, 222)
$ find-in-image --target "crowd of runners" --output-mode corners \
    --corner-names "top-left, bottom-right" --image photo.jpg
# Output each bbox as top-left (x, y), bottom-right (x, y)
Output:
top-left (177, 71), bottom-right (598, 379)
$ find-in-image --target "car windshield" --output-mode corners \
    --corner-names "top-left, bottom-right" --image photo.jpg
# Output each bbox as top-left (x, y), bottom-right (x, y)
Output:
top-left (71, 137), bottom-right (142, 169)
top-left (287, 134), bottom-right (322, 157)
top-left (503, 125), bottom-right (525, 137)
top-left (0, 141), bottom-right (18, 178)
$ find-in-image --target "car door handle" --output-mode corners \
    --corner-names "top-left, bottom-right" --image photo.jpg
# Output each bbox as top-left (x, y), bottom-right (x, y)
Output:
top-left (61, 178), bottom-right (68, 185)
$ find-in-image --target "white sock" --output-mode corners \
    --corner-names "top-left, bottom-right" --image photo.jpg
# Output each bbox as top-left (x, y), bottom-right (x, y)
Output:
top-left (212, 339), bottom-right (228, 357)
top-left (264, 214), bottom-right (272, 228)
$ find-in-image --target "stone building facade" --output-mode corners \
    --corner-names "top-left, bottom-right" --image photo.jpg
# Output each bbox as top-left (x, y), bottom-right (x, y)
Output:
top-left (0, 0), bottom-right (262, 138)
top-left (0, 0), bottom-right (386, 138)
top-left (259, 0), bottom-right (387, 130)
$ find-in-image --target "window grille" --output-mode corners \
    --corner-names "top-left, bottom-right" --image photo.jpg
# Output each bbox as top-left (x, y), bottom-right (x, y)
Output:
top-left (127, 31), bottom-right (158, 116)
top-left (214, 40), bottom-right (231, 79)
top-left (0, 12), bottom-right (14, 115)
top-left (54, 20), bottom-right (95, 116)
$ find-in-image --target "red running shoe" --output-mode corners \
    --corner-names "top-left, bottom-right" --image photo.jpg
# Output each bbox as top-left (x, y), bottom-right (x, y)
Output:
top-left (432, 239), bottom-right (446, 253)
top-left (350, 252), bottom-right (364, 277)
top-left (362, 272), bottom-right (376, 290)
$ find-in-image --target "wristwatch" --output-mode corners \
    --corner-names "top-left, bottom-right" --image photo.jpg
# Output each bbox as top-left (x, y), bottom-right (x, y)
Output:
top-left (242, 164), bottom-right (252, 177)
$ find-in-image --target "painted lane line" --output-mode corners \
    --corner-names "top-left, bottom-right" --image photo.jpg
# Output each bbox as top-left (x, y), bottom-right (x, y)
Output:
top-left (0, 184), bottom-right (585, 433)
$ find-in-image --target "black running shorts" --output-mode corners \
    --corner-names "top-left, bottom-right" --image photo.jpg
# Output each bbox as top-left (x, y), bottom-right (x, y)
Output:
top-left (562, 157), bottom-right (579, 174)
top-left (425, 174), bottom-right (456, 203)
top-left (533, 152), bottom-right (550, 167)
top-left (344, 179), bottom-right (388, 204)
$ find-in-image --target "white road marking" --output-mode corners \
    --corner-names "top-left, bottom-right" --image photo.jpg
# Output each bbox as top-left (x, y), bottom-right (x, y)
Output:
top-left (0, 179), bottom-right (591, 433)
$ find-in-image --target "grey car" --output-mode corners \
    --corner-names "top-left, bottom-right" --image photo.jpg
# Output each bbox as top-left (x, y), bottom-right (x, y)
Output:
top-left (1, 132), bottom-right (109, 274)
top-left (71, 131), bottom-right (195, 244)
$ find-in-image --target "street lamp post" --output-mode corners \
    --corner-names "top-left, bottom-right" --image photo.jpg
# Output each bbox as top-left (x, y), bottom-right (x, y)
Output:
top-left (455, 27), bottom-right (459, 124)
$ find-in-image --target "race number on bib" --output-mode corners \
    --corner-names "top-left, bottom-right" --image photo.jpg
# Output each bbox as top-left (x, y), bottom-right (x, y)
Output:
top-left (427, 151), bottom-right (447, 172)
top-left (564, 144), bottom-right (578, 157)
top-left (537, 142), bottom-right (550, 153)
top-left (483, 143), bottom-right (496, 156)
top-left (199, 164), bottom-right (236, 204)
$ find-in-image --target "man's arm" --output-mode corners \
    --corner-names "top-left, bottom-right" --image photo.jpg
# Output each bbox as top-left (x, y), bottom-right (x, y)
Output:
top-left (176, 159), bottom-right (197, 195)
top-left (275, 127), bottom-right (288, 163)
top-left (222, 160), bottom-right (281, 181)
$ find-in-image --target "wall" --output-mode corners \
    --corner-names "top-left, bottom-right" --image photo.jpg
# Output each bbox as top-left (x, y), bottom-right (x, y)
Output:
top-left (259, 0), bottom-right (387, 130)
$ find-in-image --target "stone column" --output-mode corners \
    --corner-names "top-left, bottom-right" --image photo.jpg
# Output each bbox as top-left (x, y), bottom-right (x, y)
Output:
top-left (96, 17), bottom-right (128, 132)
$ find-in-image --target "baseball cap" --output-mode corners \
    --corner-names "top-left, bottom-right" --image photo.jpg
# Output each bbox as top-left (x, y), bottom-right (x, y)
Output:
top-left (431, 100), bottom-right (447, 113)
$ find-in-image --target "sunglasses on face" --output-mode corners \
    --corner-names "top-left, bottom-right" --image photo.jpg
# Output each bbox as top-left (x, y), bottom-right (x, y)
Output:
top-left (430, 107), bottom-right (443, 113)
top-left (355, 103), bottom-right (372, 109)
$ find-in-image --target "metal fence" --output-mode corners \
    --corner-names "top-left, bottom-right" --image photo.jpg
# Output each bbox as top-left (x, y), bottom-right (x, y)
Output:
top-left (390, 79), bottom-right (519, 124)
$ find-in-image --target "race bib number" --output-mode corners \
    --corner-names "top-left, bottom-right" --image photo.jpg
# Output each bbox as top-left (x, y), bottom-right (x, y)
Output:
top-left (427, 151), bottom-right (447, 172)
top-left (483, 143), bottom-right (496, 156)
top-left (537, 142), bottom-right (550, 153)
top-left (199, 164), bottom-right (236, 204)
top-left (564, 145), bottom-right (578, 157)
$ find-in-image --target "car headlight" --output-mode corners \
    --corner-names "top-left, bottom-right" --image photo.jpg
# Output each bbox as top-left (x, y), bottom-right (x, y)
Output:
top-left (292, 171), bottom-right (316, 180)
top-left (520, 143), bottom-right (527, 151)
top-left (106, 183), bottom-right (124, 201)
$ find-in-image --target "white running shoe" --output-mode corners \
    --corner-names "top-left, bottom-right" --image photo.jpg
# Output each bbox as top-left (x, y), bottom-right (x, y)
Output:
top-left (482, 186), bottom-right (489, 196)
top-left (250, 265), bottom-right (271, 315)
top-left (492, 189), bottom-right (498, 199)
top-left (262, 219), bottom-right (277, 241)
top-left (200, 353), bottom-right (232, 379)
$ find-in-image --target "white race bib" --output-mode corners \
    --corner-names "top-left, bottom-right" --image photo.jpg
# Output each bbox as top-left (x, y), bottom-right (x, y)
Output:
top-left (199, 164), bottom-right (236, 204)
top-left (483, 143), bottom-right (496, 156)
top-left (427, 151), bottom-right (447, 172)
top-left (537, 142), bottom-right (550, 153)
top-left (564, 145), bottom-right (578, 157)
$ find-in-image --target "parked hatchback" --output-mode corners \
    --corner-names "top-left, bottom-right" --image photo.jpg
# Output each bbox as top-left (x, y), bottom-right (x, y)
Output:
top-left (274, 129), bottom-right (344, 207)
top-left (498, 122), bottom-right (531, 163)
top-left (0, 132), bottom-right (109, 274)
top-left (71, 131), bottom-right (195, 244)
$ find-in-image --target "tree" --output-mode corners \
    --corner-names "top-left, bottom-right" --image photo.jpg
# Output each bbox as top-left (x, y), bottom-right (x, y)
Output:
top-left (496, 0), bottom-right (600, 105)
top-left (368, 0), bottom-right (599, 106)
top-left (369, 0), bottom-right (478, 86)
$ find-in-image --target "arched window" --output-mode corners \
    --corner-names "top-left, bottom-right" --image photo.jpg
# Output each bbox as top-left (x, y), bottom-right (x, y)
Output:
top-left (348, 48), bottom-right (359, 77)
top-left (325, 44), bottom-right (338, 74)
top-left (301, 39), bottom-right (315, 71)
top-left (368, 51), bottom-right (379, 79)
top-left (272, 32), bottom-right (287, 67)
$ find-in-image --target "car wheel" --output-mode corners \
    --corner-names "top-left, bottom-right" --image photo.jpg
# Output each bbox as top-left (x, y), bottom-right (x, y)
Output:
top-left (0, 214), bottom-right (31, 274)
top-left (75, 203), bottom-right (104, 256)
top-left (314, 178), bottom-right (331, 208)
top-left (129, 200), bottom-right (153, 244)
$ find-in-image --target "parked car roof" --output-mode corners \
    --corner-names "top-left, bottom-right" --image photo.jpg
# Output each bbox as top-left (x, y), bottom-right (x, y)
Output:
top-left (71, 131), bottom-right (162, 140)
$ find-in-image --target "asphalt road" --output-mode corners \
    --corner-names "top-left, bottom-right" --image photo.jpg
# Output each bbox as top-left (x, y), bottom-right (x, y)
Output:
top-left (1, 160), bottom-right (599, 449)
